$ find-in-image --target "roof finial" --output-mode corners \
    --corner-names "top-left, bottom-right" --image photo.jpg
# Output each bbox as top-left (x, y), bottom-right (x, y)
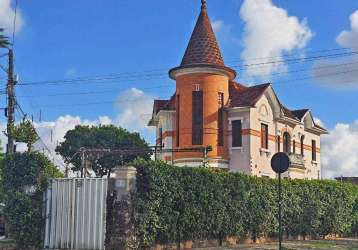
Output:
top-left (201, 0), bottom-right (207, 9)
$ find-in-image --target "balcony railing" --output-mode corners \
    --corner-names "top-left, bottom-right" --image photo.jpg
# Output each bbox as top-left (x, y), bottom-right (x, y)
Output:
top-left (288, 153), bottom-right (306, 169)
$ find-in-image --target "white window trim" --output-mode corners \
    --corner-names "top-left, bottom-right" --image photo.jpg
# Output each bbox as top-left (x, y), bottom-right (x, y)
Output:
top-left (228, 117), bottom-right (244, 124)
top-left (231, 146), bottom-right (243, 151)
top-left (230, 119), bottom-right (244, 151)
top-left (259, 118), bottom-right (270, 124)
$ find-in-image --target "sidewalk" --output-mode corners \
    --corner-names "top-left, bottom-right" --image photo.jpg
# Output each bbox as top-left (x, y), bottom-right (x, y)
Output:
top-left (194, 239), bottom-right (358, 250)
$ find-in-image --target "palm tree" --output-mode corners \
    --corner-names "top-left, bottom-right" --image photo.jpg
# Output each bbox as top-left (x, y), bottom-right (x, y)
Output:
top-left (0, 28), bottom-right (10, 48)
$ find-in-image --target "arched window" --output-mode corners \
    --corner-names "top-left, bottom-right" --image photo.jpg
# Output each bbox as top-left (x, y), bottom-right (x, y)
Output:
top-left (293, 140), bottom-right (296, 154)
top-left (300, 135), bottom-right (305, 156)
top-left (283, 132), bottom-right (291, 153)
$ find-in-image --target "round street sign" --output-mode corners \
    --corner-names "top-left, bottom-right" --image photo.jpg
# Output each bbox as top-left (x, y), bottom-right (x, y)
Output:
top-left (271, 152), bottom-right (290, 174)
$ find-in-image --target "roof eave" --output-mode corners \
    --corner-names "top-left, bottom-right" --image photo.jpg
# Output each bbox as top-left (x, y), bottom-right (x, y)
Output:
top-left (169, 64), bottom-right (237, 80)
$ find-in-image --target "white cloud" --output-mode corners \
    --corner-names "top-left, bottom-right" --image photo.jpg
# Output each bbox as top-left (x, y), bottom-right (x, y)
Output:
top-left (0, 88), bottom-right (155, 172)
top-left (337, 10), bottom-right (358, 49)
top-left (0, 0), bottom-right (24, 34)
top-left (311, 10), bottom-right (358, 89)
top-left (212, 20), bottom-right (238, 45)
top-left (314, 117), bottom-right (324, 128)
top-left (239, 0), bottom-right (312, 77)
top-left (33, 115), bottom-right (112, 170)
top-left (115, 88), bottom-right (154, 133)
top-left (321, 120), bottom-right (358, 179)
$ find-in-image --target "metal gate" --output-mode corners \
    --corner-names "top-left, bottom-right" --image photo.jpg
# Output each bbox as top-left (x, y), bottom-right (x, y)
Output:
top-left (44, 178), bottom-right (108, 250)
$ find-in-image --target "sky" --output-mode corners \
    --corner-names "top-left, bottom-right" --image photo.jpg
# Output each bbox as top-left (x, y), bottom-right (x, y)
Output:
top-left (0, 0), bottom-right (358, 178)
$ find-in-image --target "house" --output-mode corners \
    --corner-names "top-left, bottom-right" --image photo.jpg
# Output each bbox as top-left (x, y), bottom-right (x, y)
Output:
top-left (148, 0), bottom-right (328, 179)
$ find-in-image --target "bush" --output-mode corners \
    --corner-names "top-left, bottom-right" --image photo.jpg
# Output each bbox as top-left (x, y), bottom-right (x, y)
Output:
top-left (128, 160), bottom-right (358, 247)
top-left (0, 152), bottom-right (63, 249)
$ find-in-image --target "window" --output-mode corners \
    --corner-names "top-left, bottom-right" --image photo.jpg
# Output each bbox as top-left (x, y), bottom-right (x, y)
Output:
top-left (159, 127), bottom-right (163, 148)
top-left (218, 93), bottom-right (224, 146)
top-left (312, 140), bottom-right (317, 161)
top-left (277, 136), bottom-right (281, 152)
top-left (192, 91), bottom-right (203, 145)
top-left (261, 124), bottom-right (268, 149)
top-left (293, 140), bottom-right (296, 154)
top-left (300, 135), bottom-right (305, 156)
top-left (232, 120), bottom-right (242, 147)
top-left (283, 132), bottom-right (291, 153)
top-left (176, 95), bottom-right (180, 147)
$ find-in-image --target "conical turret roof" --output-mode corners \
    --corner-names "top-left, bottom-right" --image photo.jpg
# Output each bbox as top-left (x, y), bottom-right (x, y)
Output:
top-left (180, 1), bottom-right (224, 67)
top-left (169, 1), bottom-right (236, 80)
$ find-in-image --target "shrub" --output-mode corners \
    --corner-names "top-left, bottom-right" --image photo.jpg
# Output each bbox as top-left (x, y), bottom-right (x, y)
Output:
top-left (128, 160), bottom-right (358, 247)
top-left (0, 152), bottom-right (63, 249)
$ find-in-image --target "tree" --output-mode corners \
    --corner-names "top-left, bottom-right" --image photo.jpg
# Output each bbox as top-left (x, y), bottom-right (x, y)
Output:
top-left (0, 28), bottom-right (10, 48)
top-left (56, 125), bottom-right (150, 177)
top-left (0, 152), bottom-right (63, 249)
top-left (10, 120), bottom-right (39, 153)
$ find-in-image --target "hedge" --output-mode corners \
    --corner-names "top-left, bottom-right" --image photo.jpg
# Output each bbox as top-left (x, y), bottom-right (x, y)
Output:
top-left (0, 152), bottom-right (63, 249)
top-left (127, 160), bottom-right (358, 248)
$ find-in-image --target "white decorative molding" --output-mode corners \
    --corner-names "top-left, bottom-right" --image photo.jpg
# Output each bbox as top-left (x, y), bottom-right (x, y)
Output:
top-left (170, 66), bottom-right (232, 79)
top-left (228, 117), bottom-right (244, 124)
top-left (258, 118), bottom-right (270, 124)
top-left (259, 148), bottom-right (271, 157)
top-left (230, 147), bottom-right (244, 154)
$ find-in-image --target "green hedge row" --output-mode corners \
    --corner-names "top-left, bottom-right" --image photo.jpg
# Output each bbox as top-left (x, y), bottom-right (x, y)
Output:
top-left (133, 160), bottom-right (358, 247)
top-left (0, 152), bottom-right (63, 249)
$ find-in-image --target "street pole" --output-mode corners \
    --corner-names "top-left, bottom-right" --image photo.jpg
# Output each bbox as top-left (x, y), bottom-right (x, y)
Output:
top-left (6, 49), bottom-right (15, 155)
top-left (278, 172), bottom-right (282, 250)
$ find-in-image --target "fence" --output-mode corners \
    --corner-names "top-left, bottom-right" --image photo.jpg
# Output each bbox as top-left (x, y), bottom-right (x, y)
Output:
top-left (43, 178), bottom-right (108, 250)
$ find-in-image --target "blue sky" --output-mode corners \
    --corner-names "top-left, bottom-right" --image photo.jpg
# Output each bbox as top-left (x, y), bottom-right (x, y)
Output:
top-left (2, 0), bottom-right (356, 126)
top-left (0, 0), bottom-right (358, 177)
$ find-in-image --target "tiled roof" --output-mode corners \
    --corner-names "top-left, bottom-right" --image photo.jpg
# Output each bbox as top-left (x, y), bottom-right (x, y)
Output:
top-left (153, 95), bottom-right (176, 115)
top-left (291, 109), bottom-right (309, 120)
top-left (153, 100), bottom-right (169, 115)
top-left (229, 81), bottom-right (270, 108)
top-left (180, 2), bottom-right (224, 67)
top-left (228, 82), bottom-right (327, 128)
top-left (281, 105), bottom-right (300, 121)
top-left (314, 123), bottom-right (327, 131)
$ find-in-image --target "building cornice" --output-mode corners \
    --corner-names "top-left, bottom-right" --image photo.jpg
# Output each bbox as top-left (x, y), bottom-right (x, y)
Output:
top-left (169, 65), bottom-right (236, 80)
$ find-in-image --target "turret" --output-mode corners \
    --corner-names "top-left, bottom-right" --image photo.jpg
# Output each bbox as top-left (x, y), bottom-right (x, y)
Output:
top-left (169, 0), bottom-right (236, 166)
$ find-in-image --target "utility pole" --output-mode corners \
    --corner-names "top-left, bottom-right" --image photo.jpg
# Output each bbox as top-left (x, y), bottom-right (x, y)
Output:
top-left (6, 49), bottom-right (15, 155)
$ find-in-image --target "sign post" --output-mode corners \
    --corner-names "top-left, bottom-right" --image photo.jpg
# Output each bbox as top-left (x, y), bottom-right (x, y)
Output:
top-left (271, 152), bottom-right (290, 250)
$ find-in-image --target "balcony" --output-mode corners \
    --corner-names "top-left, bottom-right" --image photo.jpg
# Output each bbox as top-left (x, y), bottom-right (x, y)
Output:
top-left (288, 153), bottom-right (306, 170)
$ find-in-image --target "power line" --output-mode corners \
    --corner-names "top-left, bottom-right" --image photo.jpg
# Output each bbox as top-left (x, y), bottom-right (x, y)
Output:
top-left (274, 68), bottom-right (358, 86)
top-left (15, 50), bottom-right (358, 87)
top-left (16, 84), bottom-right (172, 98)
top-left (238, 59), bottom-right (358, 82)
top-left (11, 59), bottom-right (358, 100)
top-left (18, 67), bottom-right (357, 110)
top-left (14, 100), bottom-right (65, 169)
top-left (225, 46), bottom-right (356, 64)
